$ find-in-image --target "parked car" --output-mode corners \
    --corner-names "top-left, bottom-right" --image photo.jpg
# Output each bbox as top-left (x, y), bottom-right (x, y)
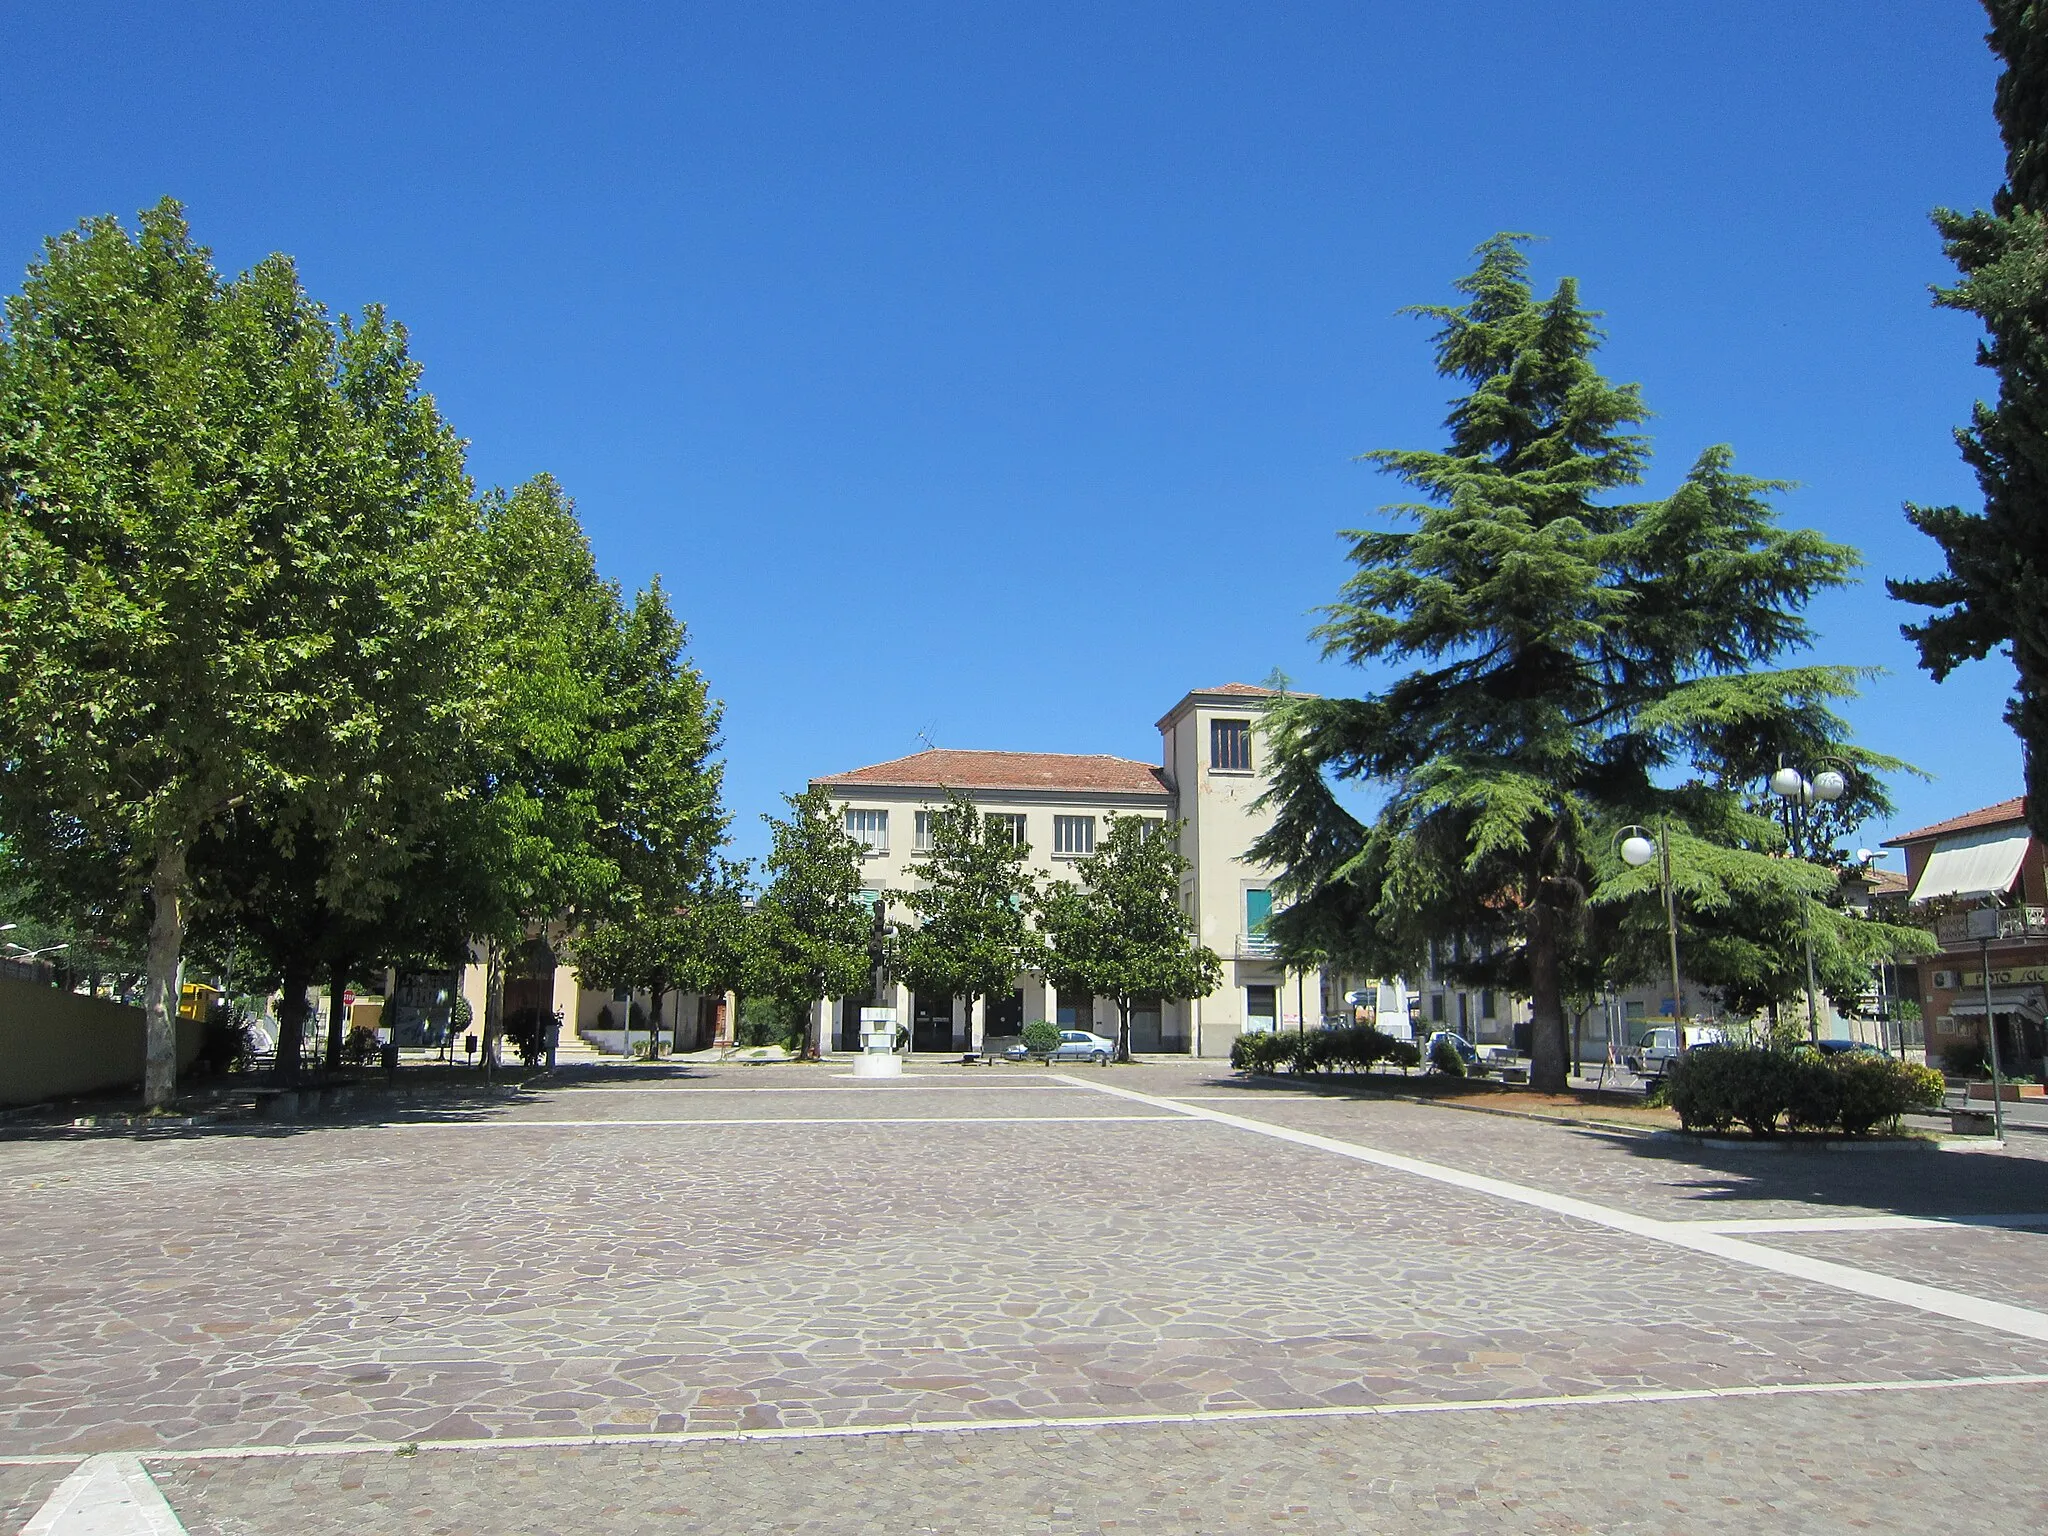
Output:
top-left (1626, 1024), bottom-right (1725, 1077)
top-left (1005, 1029), bottom-right (1115, 1064)
top-left (1421, 1031), bottom-right (1481, 1073)
top-left (1814, 1039), bottom-right (1887, 1059)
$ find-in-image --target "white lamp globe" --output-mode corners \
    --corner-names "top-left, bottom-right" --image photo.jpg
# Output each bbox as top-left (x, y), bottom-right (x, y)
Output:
top-left (1620, 834), bottom-right (1657, 868)
top-left (1769, 766), bottom-right (1806, 799)
top-left (1811, 769), bottom-right (1847, 802)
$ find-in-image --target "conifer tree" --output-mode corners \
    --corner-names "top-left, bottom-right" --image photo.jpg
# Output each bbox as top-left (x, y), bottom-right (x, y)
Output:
top-left (1255, 236), bottom-right (1874, 1091)
top-left (1890, 1), bottom-right (2048, 834)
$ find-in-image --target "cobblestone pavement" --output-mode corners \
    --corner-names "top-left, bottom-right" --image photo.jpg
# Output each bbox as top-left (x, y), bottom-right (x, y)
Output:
top-left (5, 1060), bottom-right (2048, 1531)
top-left (154, 1383), bottom-right (2048, 1534)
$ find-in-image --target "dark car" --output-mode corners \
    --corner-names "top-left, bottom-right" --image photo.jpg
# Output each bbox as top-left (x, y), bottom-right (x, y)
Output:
top-left (1814, 1039), bottom-right (1887, 1059)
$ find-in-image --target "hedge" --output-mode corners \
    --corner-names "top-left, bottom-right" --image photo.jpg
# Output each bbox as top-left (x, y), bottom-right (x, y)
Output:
top-left (1231, 1025), bottom-right (1422, 1076)
top-left (1666, 1048), bottom-right (1945, 1137)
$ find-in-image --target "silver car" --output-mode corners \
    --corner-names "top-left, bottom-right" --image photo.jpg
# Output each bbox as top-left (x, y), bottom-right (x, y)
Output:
top-left (1006, 1029), bottom-right (1116, 1064)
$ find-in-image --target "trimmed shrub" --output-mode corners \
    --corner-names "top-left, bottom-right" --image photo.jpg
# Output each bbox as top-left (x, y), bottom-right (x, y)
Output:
top-left (1388, 1039), bottom-right (1423, 1070)
top-left (1429, 1035), bottom-right (1468, 1077)
top-left (1021, 1021), bottom-right (1062, 1059)
top-left (1668, 1047), bottom-right (1948, 1137)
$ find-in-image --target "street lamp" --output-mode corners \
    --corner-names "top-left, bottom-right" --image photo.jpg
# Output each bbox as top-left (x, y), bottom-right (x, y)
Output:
top-left (1769, 758), bottom-right (1850, 1042)
top-left (1619, 824), bottom-right (1687, 1059)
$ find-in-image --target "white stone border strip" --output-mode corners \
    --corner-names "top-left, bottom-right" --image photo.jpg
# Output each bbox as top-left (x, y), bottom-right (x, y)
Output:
top-left (370, 1114), bottom-right (1192, 1129)
top-left (19, 1453), bottom-right (185, 1534)
top-left (6, 1373), bottom-right (2048, 1473)
top-left (1057, 1075), bottom-right (2048, 1345)
top-left (1688, 1212), bottom-right (2048, 1234)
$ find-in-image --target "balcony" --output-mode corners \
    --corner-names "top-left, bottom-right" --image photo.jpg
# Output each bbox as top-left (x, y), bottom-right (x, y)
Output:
top-left (1236, 934), bottom-right (1281, 961)
top-left (1934, 906), bottom-right (2046, 950)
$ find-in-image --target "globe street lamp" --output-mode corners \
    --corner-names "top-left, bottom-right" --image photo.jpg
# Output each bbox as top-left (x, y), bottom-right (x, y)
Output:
top-left (1619, 824), bottom-right (1686, 1060)
top-left (1769, 758), bottom-right (1851, 1042)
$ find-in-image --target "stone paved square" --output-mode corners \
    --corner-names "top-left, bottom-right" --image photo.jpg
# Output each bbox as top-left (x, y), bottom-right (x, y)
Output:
top-left (6, 1060), bottom-right (2047, 1531)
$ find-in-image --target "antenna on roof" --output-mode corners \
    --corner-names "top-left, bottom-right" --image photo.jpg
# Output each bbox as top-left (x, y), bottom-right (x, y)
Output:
top-left (917, 726), bottom-right (939, 752)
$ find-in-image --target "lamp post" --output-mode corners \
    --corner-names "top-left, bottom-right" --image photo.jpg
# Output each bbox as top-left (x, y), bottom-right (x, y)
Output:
top-left (1968, 905), bottom-right (2009, 1144)
top-left (1769, 759), bottom-right (1851, 1042)
top-left (1619, 824), bottom-right (1686, 1057)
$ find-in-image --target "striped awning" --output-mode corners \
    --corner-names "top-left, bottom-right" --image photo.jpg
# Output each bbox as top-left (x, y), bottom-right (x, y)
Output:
top-left (1910, 827), bottom-right (2032, 903)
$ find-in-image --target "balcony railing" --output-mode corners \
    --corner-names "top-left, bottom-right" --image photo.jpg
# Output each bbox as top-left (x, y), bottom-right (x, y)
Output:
top-left (1934, 906), bottom-right (2046, 950)
top-left (1237, 934), bottom-right (1280, 960)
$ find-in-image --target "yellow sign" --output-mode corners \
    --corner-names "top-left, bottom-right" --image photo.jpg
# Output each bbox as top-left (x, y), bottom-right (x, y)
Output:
top-left (1959, 967), bottom-right (2048, 988)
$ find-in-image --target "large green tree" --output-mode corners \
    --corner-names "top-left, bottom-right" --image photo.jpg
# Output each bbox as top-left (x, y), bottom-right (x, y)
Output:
top-left (755, 786), bottom-right (873, 1058)
top-left (890, 791), bottom-right (1040, 1050)
top-left (1037, 815), bottom-right (1220, 1062)
top-left (1891, 1), bottom-right (2048, 834)
top-left (1255, 236), bottom-right (1874, 1092)
top-left (0, 201), bottom-right (471, 1103)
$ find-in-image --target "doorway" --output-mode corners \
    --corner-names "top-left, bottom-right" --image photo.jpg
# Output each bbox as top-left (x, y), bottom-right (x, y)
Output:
top-left (984, 987), bottom-right (1024, 1041)
top-left (912, 993), bottom-right (955, 1053)
top-left (1246, 984), bottom-right (1277, 1034)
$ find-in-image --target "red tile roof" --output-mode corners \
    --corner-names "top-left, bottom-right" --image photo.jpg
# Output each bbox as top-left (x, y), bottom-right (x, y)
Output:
top-left (815, 749), bottom-right (1172, 796)
top-left (1201, 682), bottom-right (1282, 697)
top-left (1883, 796), bottom-right (2028, 847)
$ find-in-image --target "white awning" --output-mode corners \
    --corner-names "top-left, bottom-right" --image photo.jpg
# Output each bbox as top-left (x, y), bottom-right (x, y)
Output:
top-left (1910, 826), bottom-right (2033, 903)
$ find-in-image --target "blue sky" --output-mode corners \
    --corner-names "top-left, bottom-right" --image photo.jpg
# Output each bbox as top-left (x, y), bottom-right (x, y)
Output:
top-left (0, 2), bottom-right (2018, 869)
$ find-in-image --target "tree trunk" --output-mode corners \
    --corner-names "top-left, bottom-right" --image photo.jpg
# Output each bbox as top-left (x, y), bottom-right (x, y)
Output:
top-left (1115, 998), bottom-right (1133, 1064)
top-left (481, 940), bottom-right (504, 1078)
top-left (1526, 905), bottom-right (1570, 1093)
top-left (275, 954), bottom-right (313, 1083)
top-left (141, 838), bottom-right (189, 1108)
top-left (322, 955), bottom-right (354, 1072)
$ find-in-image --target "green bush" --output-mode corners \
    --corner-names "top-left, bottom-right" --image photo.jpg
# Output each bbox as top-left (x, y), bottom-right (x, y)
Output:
top-left (1021, 1021), bottom-right (1062, 1059)
top-left (1429, 1035), bottom-right (1468, 1077)
top-left (196, 1004), bottom-right (257, 1074)
top-left (1388, 1039), bottom-right (1422, 1070)
top-left (341, 1024), bottom-right (382, 1068)
top-left (1668, 1048), bottom-right (1947, 1137)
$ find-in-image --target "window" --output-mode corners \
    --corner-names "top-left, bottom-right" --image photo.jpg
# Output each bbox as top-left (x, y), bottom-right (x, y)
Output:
top-left (1481, 989), bottom-right (1497, 1020)
top-left (1430, 993), bottom-right (1445, 1023)
top-left (914, 810), bottom-right (935, 852)
top-left (986, 812), bottom-right (1027, 847)
top-left (1245, 888), bottom-right (1273, 936)
top-left (1053, 815), bottom-right (1095, 855)
top-left (1246, 984), bottom-right (1278, 1033)
top-left (1211, 718), bottom-right (1253, 772)
top-left (845, 808), bottom-right (888, 854)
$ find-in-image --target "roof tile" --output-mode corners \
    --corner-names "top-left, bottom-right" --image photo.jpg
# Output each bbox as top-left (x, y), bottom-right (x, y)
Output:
top-left (815, 749), bottom-right (1171, 796)
top-left (1883, 796), bottom-right (2028, 846)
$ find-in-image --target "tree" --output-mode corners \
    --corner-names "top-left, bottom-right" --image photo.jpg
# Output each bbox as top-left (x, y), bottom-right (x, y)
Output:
top-left (890, 790), bottom-right (1040, 1049)
top-left (755, 786), bottom-right (873, 1058)
top-left (0, 200), bottom-right (470, 1104)
top-left (1891, 1), bottom-right (2048, 836)
top-left (1255, 235), bottom-right (1874, 1092)
top-left (1038, 815), bottom-right (1221, 1062)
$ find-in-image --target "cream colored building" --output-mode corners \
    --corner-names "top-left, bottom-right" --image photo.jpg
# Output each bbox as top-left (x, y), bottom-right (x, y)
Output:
top-left (814, 683), bottom-right (1322, 1057)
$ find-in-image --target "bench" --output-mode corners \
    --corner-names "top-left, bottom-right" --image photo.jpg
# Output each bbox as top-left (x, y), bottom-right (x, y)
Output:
top-left (1951, 1107), bottom-right (2000, 1137)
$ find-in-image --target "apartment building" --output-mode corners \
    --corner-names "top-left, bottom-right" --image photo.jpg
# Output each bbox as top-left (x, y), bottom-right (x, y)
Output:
top-left (1885, 795), bottom-right (2047, 1072)
top-left (813, 683), bottom-right (1315, 1056)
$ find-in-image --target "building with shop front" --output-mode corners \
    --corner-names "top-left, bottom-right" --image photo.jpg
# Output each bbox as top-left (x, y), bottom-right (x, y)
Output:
top-left (1886, 796), bottom-right (2048, 1075)
top-left (812, 684), bottom-right (1318, 1056)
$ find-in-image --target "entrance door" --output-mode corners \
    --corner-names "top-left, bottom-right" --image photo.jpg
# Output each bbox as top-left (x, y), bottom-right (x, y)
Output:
top-left (984, 987), bottom-right (1024, 1043)
top-left (1129, 999), bottom-right (1162, 1052)
top-left (1246, 984), bottom-right (1278, 1034)
top-left (912, 993), bottom-right (955, 1053)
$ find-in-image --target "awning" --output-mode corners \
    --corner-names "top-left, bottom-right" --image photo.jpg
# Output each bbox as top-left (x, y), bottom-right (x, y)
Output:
top-left (1910, 826), bottom-right (2033, 903)
top-left (1948, 994), bottom-right (2045, 1023)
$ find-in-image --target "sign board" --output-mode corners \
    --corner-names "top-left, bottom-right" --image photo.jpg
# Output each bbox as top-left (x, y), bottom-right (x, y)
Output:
top-left (1967, 908), bottom-right (2003, 942)
top-left (859, 1007), bottom-right (897, 1025)
top-left (1961, 967), bottom-right (2048, 988)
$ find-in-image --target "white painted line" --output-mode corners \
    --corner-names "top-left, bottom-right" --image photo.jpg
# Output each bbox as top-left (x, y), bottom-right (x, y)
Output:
top-left (1687, 1213), bottom-right (2048, 1235)
top-left (5, 1372), bottom-right (2044, 1470)
top-left (20, 1453), bottom-right (185, 1534)
top-left (1056, 1075), bottom-right (2048, 1345)
top-left (372, 1115), bottom-right (1191, 1129)
top-left (550, 1084), bottom-right (1079, 1094)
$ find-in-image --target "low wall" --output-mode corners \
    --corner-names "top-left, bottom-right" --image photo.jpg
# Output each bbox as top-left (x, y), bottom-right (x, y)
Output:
top-left (0, 975), bottom-right (203, 1106)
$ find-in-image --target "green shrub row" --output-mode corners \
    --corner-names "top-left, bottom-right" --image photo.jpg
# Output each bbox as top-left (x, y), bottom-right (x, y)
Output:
top-left (1231, 1024), bottom-right (1423, 1076)
top-left (1666, 1048), bottom-right (1945, 1137)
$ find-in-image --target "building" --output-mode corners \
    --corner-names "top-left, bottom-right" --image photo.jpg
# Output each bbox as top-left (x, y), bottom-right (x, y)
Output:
top-left (1885, 795), bottom-right (2047, 1074)
top-left (813, 684), bottom-right (1317, 1056)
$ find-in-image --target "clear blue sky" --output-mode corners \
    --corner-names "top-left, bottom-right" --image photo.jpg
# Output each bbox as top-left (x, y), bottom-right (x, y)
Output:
top-left (0, 2), bottom-right (2018, 868)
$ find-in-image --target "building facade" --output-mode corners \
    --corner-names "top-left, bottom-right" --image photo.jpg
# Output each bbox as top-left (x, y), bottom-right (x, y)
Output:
top-left (813, 684), bottom-right (1320, 1057)
top-left (1885, 795), bottom-right (2048, 1074)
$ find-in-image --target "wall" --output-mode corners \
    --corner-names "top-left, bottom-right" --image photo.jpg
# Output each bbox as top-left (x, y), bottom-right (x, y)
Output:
top-left (0, 975), bottom-right (203, 1106)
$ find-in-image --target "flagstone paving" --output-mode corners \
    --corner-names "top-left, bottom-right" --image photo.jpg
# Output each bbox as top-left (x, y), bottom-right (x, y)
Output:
top-left (5, 1060), bottom-right (2047, 1531)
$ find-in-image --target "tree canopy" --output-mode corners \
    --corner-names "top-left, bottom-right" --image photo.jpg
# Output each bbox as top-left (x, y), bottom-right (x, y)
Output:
top-left (1254, 236), bottom-right (1887, 1090)
top-left (889, 791), bottom-right (1040, 1040)
top-left (1891, 1), bottom-right (2048, 839)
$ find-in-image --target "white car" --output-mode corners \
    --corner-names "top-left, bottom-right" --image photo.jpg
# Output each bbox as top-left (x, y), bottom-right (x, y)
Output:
top-left (1006, 1029), bottom-right (1116, 1064)
top-left (1627, 1025), bottom-right (1725, 1077)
